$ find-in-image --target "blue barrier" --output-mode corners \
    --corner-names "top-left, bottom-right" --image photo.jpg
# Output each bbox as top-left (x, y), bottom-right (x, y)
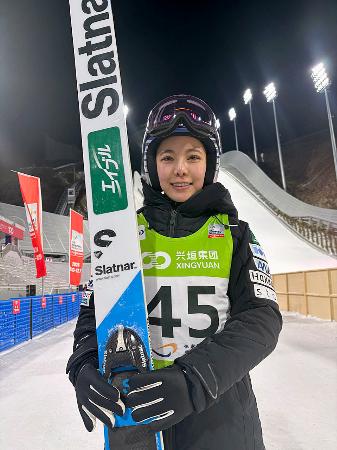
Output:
top-left (0, 298), bottom-right (31, 351)
top-left (31, 295), bottom-right (55, 338)
top-left (0, 292), bottom-right (81, 352)
top-left (0, 300), bottom-right (15, 352)
top-left (13, 299), bottom-right (31, 345)
top-left (53, 294), bottom-right (68, 326)
top-left (67, 293), bottom-right (81, 320)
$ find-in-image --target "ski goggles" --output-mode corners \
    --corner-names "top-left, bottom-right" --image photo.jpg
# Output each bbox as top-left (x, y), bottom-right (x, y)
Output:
top-left (146, 95), bottom-right (220, 138)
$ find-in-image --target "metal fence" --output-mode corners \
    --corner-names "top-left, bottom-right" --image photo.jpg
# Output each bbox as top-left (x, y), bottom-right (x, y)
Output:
top-left (0, 291), bottom-right (82, 352)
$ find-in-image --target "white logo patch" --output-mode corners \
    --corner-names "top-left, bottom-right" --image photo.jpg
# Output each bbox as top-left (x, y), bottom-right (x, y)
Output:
top-left (250, 244), bottom-right (267, 261)
top-left (87, 277), bottom-right (94, 290)
top-left (249, 270), bottom-right (272, 287)
top-left (142, 251), bottom-right (171, 270)
top-left (253, 258), bottom-right (270, 275)
top-left (138, 225), bottom-right (146, 240)
top-left (254, 284), bottom-right (277, 302)
top-left (208, 223), bottom-right (225, 238)
top-left (81, 291), bottom-right (92, 307)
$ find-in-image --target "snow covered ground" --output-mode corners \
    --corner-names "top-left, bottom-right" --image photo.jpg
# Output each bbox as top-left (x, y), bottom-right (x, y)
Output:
top-left (0, 313), bottom-right (336, 450)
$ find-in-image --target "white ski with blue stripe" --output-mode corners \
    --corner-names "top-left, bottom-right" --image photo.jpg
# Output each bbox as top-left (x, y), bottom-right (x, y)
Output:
top-left (68, 1), bottom-right (164, 448)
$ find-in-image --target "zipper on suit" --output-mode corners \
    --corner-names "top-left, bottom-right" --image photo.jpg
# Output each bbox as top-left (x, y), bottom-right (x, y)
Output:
top-left (169, 209), bottom-right (177, 237)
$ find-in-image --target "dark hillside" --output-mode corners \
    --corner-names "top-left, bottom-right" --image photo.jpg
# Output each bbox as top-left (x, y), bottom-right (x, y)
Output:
top-left (260, 130), bottom-right (337, 209)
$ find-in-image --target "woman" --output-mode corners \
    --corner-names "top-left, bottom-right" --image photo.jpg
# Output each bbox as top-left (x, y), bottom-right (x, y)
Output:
top-left (67, 94), bottom-right (282, 450)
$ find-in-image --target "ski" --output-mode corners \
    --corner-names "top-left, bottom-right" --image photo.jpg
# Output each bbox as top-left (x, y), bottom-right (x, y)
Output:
top-left (68, 2), bottom-right (164, 449)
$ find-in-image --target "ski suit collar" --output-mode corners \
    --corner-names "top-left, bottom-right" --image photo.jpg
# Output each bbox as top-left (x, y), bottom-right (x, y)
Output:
top-left (141, 179), bottom-right (238, 219)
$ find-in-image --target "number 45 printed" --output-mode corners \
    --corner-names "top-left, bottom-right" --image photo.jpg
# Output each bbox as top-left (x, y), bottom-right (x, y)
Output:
top-left (145, 278), bottom-right (230, 359)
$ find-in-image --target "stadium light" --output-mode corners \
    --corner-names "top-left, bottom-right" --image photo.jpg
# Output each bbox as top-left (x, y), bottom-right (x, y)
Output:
top-left (243, 88), bottom-right (252, 105)
top-left (263, 82), bottom-right (287, 191)
top-left (228, 108), bottom-right (239, 151)
top-left (263, 82), bottom-right (277, 103)
top-left (243, 89), bottom-right (258, 163)
top-left (311, 62), bottom-right (337, 179)
top-left (311, 62), bottom-right (330, 93)
top-left (228, 107), bottom-right (236, 121)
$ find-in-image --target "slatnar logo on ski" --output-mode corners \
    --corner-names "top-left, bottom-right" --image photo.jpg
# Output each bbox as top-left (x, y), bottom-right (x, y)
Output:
top-left (77, 0), bottom-right (120, 120)
top-left (95, 261), bottom-right (136, 275)
top-left (77, 1), bottom-right (128, 214)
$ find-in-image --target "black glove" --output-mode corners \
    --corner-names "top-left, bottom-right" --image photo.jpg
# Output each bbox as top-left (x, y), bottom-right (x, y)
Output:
top-left (66, 333), bottom-right (99, 387)
top-left (75, 363), bottom-right (125, 432)
top-left (125, 365), bottom-right (194, 432)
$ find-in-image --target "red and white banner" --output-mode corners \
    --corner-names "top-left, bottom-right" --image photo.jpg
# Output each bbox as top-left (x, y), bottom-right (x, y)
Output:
top-left (17, 172), bottom-right (47, 278)
top-left (69, 209), bottom-right (84, 286)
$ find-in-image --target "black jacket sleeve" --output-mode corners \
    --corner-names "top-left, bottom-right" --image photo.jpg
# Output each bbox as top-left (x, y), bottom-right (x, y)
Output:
top-left (175, 220), bottom-right (283, 413)
top-left (66, 282), bottom-right (99, 386)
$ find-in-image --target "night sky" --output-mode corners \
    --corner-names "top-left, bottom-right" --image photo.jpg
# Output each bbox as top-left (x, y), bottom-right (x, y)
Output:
top-left (1, 0), bottom-right (337, 172)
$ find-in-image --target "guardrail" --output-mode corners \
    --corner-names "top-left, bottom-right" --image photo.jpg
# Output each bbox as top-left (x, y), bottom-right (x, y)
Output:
top-left (0, 292), bottom-right (83, 352)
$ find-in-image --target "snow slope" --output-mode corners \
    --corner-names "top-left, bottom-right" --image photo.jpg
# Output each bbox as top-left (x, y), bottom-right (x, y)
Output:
top-left (218, 170), bottom-right (337, 274)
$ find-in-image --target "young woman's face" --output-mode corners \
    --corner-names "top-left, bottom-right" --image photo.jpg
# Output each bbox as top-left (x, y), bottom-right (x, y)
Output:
top-left (156, 135), bottom-right (207, 202)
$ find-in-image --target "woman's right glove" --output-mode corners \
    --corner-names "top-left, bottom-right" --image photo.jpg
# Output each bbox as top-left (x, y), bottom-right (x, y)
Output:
top-left (75, 363), bottom-right (125, 432)
top-left (125, 364), bottom-right (194, 432)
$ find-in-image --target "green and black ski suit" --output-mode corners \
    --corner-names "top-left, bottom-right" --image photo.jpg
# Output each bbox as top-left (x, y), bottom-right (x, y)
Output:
top-left (68, 181), bottom-right (282, 450)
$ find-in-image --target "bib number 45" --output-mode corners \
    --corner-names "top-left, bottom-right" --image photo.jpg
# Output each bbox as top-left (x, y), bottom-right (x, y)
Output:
top-left (147, 285), bottom-right (219, 338)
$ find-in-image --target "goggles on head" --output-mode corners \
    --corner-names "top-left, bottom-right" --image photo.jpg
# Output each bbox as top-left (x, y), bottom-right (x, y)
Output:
top-left (146, 95), bottom-right (220, 139)
top-left (142, 94), bottom-right (221, 190)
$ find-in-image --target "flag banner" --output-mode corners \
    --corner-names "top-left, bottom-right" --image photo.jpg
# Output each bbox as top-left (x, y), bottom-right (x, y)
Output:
top-left (17, 172), bottom-right (47, 278)
top-left (69, 209), bottom-right (84, 286)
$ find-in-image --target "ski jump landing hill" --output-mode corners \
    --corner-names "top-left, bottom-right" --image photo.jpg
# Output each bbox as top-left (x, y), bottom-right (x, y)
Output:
top-left (134, 151), bottom-right (337, 275)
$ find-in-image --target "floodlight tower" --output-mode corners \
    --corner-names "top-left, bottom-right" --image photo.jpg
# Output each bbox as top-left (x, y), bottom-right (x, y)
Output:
top-left (263, 82), bottom-right (287, 191)
top-left (243, 88), bottom-right (258, 163)
top-left (311, 62), bottom-right (337, 179)
top-left (228, 107), bottom-right (239, 151)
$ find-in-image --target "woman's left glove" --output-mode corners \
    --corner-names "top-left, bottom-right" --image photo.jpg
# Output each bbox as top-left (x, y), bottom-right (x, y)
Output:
top-left (125, 364), bottom-right (194, 432)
